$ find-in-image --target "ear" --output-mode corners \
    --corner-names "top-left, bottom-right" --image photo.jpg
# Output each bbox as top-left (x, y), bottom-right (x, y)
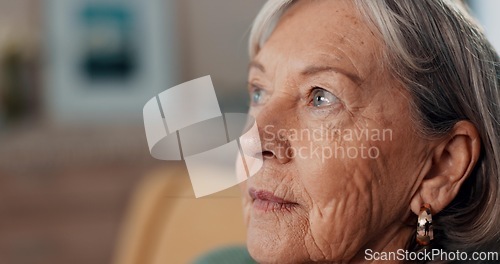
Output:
top-left (410, 121), bottom-right (481, 215)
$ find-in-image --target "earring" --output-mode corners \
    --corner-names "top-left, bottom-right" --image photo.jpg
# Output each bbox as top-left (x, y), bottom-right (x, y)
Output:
top-left (416, 203), bottom-right (434, 246)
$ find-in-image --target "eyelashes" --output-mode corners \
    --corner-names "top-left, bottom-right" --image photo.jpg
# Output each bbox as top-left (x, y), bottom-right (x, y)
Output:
top-left (248, 82), bottom-right (342, 112)
top-left (248, 83), bottom-right (269, 106)
top-left (307, 87), bottom-right (340, 108)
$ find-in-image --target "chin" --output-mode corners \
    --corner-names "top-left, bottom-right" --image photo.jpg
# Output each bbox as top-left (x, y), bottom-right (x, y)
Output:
top-left (245, 207), bottom-right (312, 264)
top-left (247, 229), bottom-right (304, 264)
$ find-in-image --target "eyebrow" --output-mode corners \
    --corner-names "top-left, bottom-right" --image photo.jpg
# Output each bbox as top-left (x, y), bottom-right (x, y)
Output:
top-left (301, 65), bottom-right (362, 85)
top-left (249, 60), bottom-right (362, 85)
top-left (249, 60), bottom-right (266, 73)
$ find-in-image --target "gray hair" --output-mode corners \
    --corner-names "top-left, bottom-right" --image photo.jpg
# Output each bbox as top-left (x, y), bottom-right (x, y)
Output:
top-left (249, 0), bottom-right (500, 254)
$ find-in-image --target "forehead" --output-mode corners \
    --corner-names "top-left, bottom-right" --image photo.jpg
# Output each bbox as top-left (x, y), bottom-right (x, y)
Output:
top-left (255, 0), bottom-right (382, 80)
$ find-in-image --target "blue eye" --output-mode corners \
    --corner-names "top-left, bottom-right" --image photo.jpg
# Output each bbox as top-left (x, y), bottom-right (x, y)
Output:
top-left (311, 88), bottom-right (338, 107)
top-left (250, 86), bottom-right (267, 106)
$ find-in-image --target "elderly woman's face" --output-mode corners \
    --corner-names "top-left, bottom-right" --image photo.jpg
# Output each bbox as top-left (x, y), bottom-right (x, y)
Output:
top-left (242, 0), bottom-right (433, 263)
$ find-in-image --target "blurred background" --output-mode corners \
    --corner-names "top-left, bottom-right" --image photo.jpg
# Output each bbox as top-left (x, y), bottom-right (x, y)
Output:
top-left (0, 0), bottom-right (497, 264)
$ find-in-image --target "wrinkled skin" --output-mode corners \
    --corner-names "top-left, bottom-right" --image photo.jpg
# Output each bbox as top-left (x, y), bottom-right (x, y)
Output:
top-left (240, 0), bottom-right (437, 263)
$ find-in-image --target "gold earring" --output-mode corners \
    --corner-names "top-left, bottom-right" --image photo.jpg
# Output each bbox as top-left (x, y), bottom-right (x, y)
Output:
top-left (416, 203), bottom-right (434, 246)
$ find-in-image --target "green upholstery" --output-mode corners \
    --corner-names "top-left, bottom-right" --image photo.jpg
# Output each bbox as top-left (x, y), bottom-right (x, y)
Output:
top-left (193, 245), bottom-right (257, 264)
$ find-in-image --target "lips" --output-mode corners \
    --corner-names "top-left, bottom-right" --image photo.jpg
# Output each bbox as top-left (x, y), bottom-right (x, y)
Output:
top-left (249, 187), bottom-right (298, 212)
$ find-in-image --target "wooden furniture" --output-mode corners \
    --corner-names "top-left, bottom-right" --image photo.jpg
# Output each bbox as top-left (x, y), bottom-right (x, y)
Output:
top-left (112, 164), bottom-right (247, 264)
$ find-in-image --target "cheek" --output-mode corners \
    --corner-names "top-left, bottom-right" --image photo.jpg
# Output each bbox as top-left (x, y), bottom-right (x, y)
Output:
top-left (295, 142), bottom-right (381, 260)
top-left (292, 120), bottom-right (411, 260)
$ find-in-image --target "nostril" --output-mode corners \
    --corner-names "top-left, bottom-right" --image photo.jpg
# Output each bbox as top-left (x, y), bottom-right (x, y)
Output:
top-left (262, 151), bottom-right (274, 159)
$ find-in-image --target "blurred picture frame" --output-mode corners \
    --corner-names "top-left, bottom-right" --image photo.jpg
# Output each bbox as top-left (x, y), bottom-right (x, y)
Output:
top-left (44, 0), bottom-right (179, 124)
top-left (79, 3), bottom-right (137, 81)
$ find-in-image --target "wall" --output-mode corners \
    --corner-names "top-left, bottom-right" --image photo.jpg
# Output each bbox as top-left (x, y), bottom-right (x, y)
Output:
top-left (469, 0), bottom-right (500, 53)
top-left (177, 0), bottom-right (267, 112)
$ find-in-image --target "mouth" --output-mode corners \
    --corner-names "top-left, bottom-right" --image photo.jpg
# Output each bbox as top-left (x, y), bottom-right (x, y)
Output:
top-left (248, 187), bottom-right (299, 213)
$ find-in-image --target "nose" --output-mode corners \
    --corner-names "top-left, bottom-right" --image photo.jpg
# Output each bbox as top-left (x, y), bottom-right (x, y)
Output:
top-left (240, 111), bottom-right (293, 165)
top-left (261, 127), bottom-right (292, 164)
